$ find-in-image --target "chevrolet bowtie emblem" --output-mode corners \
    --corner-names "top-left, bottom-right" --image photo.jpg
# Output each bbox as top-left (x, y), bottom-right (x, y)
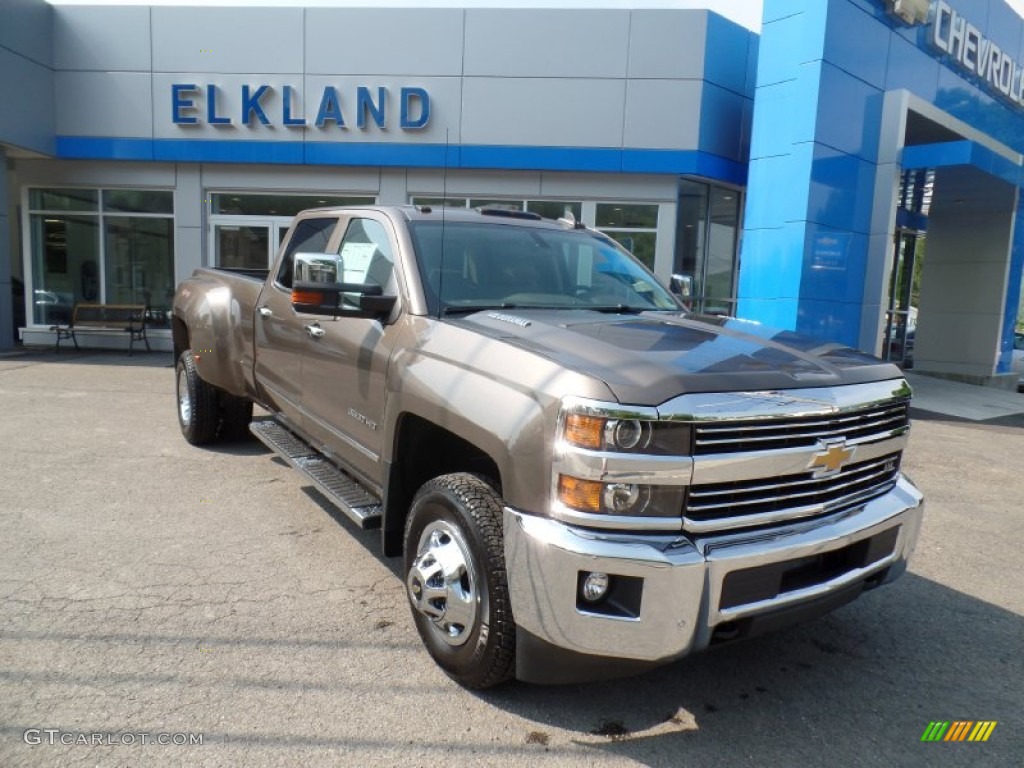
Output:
top-left (808, 440), bottom-right (856, 478)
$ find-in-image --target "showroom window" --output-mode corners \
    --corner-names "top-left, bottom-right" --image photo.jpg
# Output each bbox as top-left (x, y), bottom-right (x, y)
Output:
top-left (27, 188), bottom-right (175, 328)
top-left (675, 180), bottom-right (742, 314)
top-left (210, 192), bottom-right (375, 270)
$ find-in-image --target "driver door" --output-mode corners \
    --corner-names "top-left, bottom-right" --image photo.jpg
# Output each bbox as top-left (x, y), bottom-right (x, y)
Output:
top-left (299, 213), bottom-right (403, 489)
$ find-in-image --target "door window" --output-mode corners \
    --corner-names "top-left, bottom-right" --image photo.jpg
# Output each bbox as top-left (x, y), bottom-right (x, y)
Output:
top-left (275, 217), bottom-right (340, 289)
top-left (336, 218), bottom-right (395, 289)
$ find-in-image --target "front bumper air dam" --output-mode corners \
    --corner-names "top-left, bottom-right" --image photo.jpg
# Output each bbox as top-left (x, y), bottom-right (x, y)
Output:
top-left (504, 475), bottom-right (924, 684)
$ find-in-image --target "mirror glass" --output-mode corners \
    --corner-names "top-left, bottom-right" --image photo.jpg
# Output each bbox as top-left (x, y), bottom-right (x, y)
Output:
top-left (293, 252), bottom-right (341, 285)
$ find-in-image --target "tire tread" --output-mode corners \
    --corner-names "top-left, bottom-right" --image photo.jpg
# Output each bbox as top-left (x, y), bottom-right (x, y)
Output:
top-left (176, 350), bottom-right (220, 445)
top-left (405, 473), bottom-right (515, 689)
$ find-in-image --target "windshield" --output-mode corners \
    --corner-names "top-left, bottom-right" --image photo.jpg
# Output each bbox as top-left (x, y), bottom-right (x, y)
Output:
top-left (408, 220), bottom-right (681, 316)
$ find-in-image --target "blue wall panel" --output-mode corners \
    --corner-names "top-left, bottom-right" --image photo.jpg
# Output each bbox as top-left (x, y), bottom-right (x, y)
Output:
top-left (795, 298), bottom-right (865, 347)
top-left (885, 33), bottom-right (940, 103)
top-left (755, 8), bottom-right (827, 88)
top-left (822, 0), bottom-right (890, 90)
top-left (813, 61), bottom-right (883, 161)
top-left (982, 0), bottom-right (1022, 54)
top-left (807, 143), bottom-right (876, 233)
top-left (703, 13), bottom-right (755, 96)
top-left (698, 82), bottom-right (747, 162)
top-left (799, 223), bottom-right (869, 304)
top-left (748, 80), bottom-right (799, 160)
top-left (743, 153), bottom-right (813, 229)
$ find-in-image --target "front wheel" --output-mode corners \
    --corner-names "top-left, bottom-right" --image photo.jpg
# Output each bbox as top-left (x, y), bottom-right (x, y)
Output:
top-left (404, 474), bottom-right (515, 688)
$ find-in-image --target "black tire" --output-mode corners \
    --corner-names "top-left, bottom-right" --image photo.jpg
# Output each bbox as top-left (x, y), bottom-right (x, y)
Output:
top-left (219, 393), bottom-right (253, 441)
top-left (175, 350), bottom-right (219, 445)
top-left (404, 473), bottom-right (515, 688)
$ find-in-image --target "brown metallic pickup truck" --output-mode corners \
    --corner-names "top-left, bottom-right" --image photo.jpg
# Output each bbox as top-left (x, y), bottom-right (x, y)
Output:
top-left (172, 205), bottom-right (924, 688)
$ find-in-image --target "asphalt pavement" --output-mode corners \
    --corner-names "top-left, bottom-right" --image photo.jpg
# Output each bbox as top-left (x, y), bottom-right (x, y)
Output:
top-left (0, 350), bottom-right (1020, 767)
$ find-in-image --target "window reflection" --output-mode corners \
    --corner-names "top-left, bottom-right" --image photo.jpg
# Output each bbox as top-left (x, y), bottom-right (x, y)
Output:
top-left (27, 187), bottom-right (175, 329)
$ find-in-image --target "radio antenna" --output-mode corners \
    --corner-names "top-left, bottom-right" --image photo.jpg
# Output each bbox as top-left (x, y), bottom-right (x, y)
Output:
top-left (439, 127), bottom-right (449, 317)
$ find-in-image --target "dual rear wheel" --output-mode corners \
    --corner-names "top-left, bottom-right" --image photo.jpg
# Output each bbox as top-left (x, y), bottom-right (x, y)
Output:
top-left (175, 350), bottom-right (253, 445)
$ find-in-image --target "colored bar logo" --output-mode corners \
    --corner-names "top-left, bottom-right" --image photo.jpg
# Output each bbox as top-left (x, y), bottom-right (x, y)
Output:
top-left (920, 721), bottom-right (997, 742)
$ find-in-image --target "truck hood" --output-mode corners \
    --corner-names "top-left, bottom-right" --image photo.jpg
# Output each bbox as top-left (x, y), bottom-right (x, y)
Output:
top-left (446, 309), bottom-right (902, 405)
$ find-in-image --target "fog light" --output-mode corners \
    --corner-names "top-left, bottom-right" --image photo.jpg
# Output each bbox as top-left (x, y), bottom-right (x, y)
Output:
top-left (603, 482), bottom-right (640, 514)
top-left (581, 572), bottom-right (610, 602)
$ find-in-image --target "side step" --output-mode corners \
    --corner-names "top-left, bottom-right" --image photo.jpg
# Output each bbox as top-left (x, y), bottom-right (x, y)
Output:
top-left (250, 418), bottom-right (382, 529)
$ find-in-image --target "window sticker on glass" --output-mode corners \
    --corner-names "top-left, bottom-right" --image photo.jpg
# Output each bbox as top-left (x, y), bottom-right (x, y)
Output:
top-left (339, 242), bottom-right (377, 283)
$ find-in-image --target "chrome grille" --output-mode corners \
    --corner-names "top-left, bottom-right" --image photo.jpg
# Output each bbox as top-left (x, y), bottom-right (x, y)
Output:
top-left (684, 453), bottom-right (901, 532)
top-left (693, 399), bottom-right (910, 455)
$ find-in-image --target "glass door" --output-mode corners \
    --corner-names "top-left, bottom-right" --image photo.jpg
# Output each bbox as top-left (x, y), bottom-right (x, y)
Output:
top-left (883, 230), bottom-right (918, 366)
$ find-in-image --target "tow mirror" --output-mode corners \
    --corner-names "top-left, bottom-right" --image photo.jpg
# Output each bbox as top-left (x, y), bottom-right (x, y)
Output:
top-left (291, 253), bottom-right (397, 320)
top-left (669, 273), bottom-right (693, 310)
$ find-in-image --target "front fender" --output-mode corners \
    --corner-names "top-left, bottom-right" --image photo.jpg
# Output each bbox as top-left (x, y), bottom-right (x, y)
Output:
top-left (383, 318), bottom-right (614, 513)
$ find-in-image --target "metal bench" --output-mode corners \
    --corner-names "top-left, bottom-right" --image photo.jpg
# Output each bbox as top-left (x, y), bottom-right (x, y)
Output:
top-left (51, 303), bottom-right (151, 355)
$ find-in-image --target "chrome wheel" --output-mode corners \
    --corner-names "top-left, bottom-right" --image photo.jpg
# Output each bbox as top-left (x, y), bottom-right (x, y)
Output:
top-left (177, 367), bottom-right (192, 426)
top-left (407, 520), bottom-right (479, 647)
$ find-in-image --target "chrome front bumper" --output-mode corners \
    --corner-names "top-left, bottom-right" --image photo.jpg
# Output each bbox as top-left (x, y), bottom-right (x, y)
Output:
top-left (504, 475), bottom-right (924, 666)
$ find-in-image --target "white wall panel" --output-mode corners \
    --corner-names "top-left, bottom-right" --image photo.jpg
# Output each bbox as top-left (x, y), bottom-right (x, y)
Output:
top-left (54, 6), bottom-right (150, 72)
top-left (200, 164), bottom-right (380, 194)
top-left (0, 47), bottom-right (54, 154)
top-left (623, 80), bottom-right (702, 150)
top-left (406, 169), bottom-right (542, 197)
top-left (464, 9), bottom-right (629, 78)
top-left (628, 10), bottom-right (707, 79)
top-left (14, 159), bottom-right (176, 188)
top-left (462, 78), bottom-right (625, 147)
top-left (56, 72), bottom-right (152, 138)
top-left (152, 8), bottom-right (303, 75)
top-left (306, 9), bottom-right (464, 76)
top-left (1, 0), bottom-right (52, 68)
top-left (539, 172), bottom-right (676, 201)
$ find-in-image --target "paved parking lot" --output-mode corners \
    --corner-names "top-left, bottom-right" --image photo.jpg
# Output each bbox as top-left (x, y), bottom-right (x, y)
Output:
top-left (0, 351), bottom-right (1021, 767)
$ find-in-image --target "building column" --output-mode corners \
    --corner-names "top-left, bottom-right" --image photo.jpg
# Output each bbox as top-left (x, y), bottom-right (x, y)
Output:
top-left (0, 149), bottom-right (13, 350)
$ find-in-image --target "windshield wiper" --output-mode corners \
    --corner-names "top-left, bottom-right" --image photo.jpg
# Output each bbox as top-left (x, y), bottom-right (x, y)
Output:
top-left (584, 305), bottom-right (656, 314)
top-left (442, 304), bottom-right (521, 316)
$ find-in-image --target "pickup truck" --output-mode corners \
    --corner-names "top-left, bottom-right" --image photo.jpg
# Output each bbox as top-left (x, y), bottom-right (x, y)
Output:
top-left (172, 205), bottom-right (924, 688)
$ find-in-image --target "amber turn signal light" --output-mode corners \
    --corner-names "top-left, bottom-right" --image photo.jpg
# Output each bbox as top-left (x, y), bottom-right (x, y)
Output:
top-left (558, 475), bottom-right (603, 513)
top-left (563, 414), bottom-right (605, 449)
top-left (292, 289), bottom-right (325, 305)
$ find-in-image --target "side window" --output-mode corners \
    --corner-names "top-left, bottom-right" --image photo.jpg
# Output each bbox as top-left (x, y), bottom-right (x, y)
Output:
top-left (275, 217), bottom-right (338, 289)
top-left (336, 218), bottom-right (395, 289)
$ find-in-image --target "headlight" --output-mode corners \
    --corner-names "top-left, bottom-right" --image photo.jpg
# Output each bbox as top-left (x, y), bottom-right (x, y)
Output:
top-left (562, 412), bottom-right (690, 455)
top-left (606, 419), bottom-right (644, 450)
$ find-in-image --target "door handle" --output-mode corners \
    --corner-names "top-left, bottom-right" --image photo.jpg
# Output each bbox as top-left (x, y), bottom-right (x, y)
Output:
top-left (305, 324), bottom-right (325, 339)
top-left (258, 306), bottom-right (273, 317)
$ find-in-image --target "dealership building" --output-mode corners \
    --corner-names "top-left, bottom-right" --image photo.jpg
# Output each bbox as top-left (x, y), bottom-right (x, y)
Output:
top-left (2, 0), bottom-right (1023, 387)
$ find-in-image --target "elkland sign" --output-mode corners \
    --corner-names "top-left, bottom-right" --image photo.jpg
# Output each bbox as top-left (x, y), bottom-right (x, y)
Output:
top-left (171, 84), bottom-right (431, 130)
top-left (886, 0), bottom-right (1024, 111)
